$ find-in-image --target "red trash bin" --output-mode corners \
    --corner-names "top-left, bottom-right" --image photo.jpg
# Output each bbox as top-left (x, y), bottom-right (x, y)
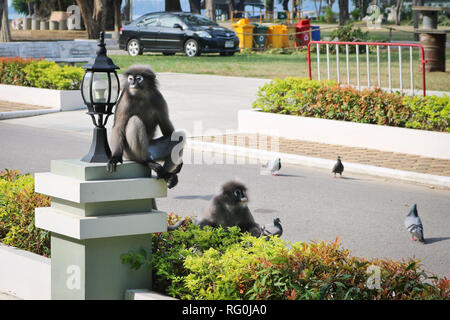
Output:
top-left (295, 19), bottom-right (311, 47)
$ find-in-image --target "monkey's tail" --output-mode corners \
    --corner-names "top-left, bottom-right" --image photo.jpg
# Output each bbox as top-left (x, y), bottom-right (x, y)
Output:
top-left (167, 218), bottom-right (187, 231)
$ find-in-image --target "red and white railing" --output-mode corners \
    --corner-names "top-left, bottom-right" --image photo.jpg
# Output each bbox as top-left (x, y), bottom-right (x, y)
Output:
top-left (307, 41), bottom-right (427, 96)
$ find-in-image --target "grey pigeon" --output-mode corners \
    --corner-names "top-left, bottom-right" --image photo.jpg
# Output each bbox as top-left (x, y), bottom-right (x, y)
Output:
top-left (261, 158), bottom-right (281, 176)
top-left (332, 156), bottom-right (344, 178)
top-left (404, 204), bottom-right (424, 242)
top-left (261, 218), bottom-right (283, 238)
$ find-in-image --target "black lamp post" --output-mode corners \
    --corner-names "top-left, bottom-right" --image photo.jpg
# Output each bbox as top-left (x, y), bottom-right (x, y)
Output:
top-left (80, 31), bottom-right (120, 163)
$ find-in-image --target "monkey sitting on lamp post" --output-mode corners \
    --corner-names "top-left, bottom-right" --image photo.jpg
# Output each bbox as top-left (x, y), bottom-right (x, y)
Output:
top-left (107, 65), bottom-right (185, 189)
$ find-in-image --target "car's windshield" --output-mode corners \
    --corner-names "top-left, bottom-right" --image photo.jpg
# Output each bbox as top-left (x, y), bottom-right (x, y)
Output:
top-left (178, 14), bottom-right (218, 27)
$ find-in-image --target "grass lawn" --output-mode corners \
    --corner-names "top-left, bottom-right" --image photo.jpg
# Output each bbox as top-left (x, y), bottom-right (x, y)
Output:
top-left (110, 48), bottom-right (450, 92)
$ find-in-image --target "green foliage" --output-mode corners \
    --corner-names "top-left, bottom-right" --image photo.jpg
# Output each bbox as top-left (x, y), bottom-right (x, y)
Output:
top-left (327, 22), bottom-right (369, 54)
top-left (252, 77), bottom-right (450, 132)
top-left (0, 57), bottom-right (33, 87)
top-left (404, 95), bottom-right (450, 133)
top-left (330, 22), bottom-right (368, 42)
top-left (24, 61), bottom-right (84, 90)
top-left (11, 0), bottom-right (31, 16)
top-left (0, 170), bottom-right (51, 256)
top-left (324, 7), bottom-right (336, 23)
top-left (438, 14), bottom-right (450, 27)
top-left (0, 58), bottom-right (83, 90)
top-left (350, 8), bottom-right (361, 21)
top-left (121, 222), bottom-right (449, 300)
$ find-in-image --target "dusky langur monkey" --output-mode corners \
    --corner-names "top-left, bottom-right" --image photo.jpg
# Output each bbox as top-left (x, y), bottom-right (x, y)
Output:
top-left (107, 65), bottom-right (185, 189)
top-left (169, 181), bottom-right (262, 237)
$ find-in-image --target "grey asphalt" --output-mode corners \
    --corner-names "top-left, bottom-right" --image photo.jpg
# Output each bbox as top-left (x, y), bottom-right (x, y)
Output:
top-left (1, 73), bottom-right (449, 279)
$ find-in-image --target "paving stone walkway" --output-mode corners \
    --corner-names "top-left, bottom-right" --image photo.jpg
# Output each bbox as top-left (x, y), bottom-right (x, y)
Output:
top-left (193, 134), bottom-right (450, 177)
top-left (0, 100), bottom-right (51, 113)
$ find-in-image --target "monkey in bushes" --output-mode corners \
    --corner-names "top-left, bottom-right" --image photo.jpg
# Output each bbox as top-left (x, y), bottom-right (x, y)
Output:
top-left (169, 181), bottom-right (263, 237)
top-left (107, 65), bottom-right (185, 189)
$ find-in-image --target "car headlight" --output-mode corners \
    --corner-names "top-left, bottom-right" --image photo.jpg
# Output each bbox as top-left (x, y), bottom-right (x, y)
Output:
top-left (195, 31), bottom-right (212, 39)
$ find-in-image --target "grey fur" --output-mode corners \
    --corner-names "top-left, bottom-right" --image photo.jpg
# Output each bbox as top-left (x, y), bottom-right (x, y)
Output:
top-left (168, 181), bottom-right (262, 237)
top-left (107, 65), bottom-right (185, 188)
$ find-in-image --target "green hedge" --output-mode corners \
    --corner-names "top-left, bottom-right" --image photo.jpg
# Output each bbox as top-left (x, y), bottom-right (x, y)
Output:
top-left (0, 170), bottom-right (50, 256)
top-left (120, 215), bottom-right (450, 300)
top-left (0, 57), bottom-right (83, 90)
top-left (252, 77), bottom-right (450, 133)
top-left (2, 172), bottom-right (449, 300)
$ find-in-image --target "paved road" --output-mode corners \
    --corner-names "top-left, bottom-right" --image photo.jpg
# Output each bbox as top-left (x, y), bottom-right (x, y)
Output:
top-left (1, 73), bottom-right (449, 278)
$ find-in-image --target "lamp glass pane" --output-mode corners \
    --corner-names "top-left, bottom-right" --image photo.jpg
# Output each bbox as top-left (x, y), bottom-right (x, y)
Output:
top-left (82, 71), bottom-right (92, 104)
top-left (110, 73), bottom-right (120, 103)
top-left (92, 72), bottom-right (109, 104)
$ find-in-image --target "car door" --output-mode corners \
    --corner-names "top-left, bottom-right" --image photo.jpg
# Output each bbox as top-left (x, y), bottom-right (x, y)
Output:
top-left (158, 15), bottom-right (185, 51)
top-left (137, 15), bottom-right (160, 50)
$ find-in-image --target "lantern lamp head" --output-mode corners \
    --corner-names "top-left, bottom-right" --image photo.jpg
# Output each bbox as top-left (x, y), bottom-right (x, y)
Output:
top-left (80, 31), bottom-right (121, 163)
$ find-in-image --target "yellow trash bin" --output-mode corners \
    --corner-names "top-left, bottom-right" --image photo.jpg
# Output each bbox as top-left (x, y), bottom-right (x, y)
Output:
top-left (267, 25), bottom-right (286, 49)
top-left (232, 18), bottom-right (255, 51)
top-left (285, 25), bottom-right (297, 48)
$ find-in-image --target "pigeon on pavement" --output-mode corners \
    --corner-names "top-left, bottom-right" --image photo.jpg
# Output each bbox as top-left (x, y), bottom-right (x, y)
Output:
top-left (404, 204), bottom-right (424, 243)
top-left (332, 156), bottom-right (344, 178)
top-left (261, 218), bottom-right (283, 238)
top-left (261, 158), bottom-right (281, 176)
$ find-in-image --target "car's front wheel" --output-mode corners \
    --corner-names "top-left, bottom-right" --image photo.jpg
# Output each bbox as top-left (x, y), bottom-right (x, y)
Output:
top-left (184, 39), bottom-right (200, 57)
top-left (127, 39), bottom-right (142, 56)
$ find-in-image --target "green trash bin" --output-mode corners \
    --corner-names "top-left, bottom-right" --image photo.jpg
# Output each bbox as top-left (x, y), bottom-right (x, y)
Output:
top-left (252, 25), bottom-right (268, 50)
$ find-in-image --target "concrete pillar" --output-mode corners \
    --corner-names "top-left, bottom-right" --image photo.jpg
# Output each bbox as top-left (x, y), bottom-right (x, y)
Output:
top-left (40, 20), bottom-right (49, 30)
top-left (31, 19), bottom-right (40, 30)
top-left (59, 19), bottom-right (68, 30)
top-left (34, 159), bottom-right (168, 300)
top-left (49, 21), bottom-right (58, 30)
top-left (22, 17), bottom-right (31, 30)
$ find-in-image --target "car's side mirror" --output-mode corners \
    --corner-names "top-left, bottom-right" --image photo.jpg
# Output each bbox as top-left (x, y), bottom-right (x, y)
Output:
top-left (173, 23), bottom-right (183, 30)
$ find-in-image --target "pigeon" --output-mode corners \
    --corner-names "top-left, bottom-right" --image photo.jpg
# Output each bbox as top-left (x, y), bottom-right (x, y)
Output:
top-left (261, 158), bottom-right (281, 176)
top-left (332, 156), bottom-right (344, 178)
top-left (404, 204), bottom-right (424, 242)
top-left (261, 218), bottom-right (283, 238)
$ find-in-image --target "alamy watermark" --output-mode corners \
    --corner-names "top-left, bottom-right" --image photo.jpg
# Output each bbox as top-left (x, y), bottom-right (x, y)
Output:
top-left (366, 265), bottom-right (381, 290)
top-left (170, 121), bottom-right (281, 166)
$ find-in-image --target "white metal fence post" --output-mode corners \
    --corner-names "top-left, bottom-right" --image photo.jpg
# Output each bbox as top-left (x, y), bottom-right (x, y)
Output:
top-left (316, 43), bottom-right (321, 81)
top-left (356, 45), bottom-right (360, 90)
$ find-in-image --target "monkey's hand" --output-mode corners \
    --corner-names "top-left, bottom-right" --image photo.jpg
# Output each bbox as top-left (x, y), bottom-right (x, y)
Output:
top-left (107, 155), bottom-right (123, 173)
top-left (165, 172), bottom-right (178, 189)
top-left (155, 170), bottom-right (178, 189)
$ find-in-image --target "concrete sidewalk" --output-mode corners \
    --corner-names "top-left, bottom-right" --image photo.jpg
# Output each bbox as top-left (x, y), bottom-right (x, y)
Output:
top-left (1, 72), bottom-right (449, 187)
top-left (193, 134), bottom-right (450, 179)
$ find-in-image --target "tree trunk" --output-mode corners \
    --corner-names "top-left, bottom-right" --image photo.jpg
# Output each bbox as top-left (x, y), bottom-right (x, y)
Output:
top-left (412, 0), bottom-right (423, 40)
top-left (0, 0), bottom-right (11, 42)
top-left (189, 0), bottom-right (201, 14)
top-left (338, 0), bottom-right (349, 26)
top-left (76, 0), bottom-right (103, 39)
top-left (205, 0), bottom-right (216, 21)
top-left (113, 0), bottom-right (122, 36)
top-left (165, 0), bottom-right (181, 12)
top-left (93, 0), bottom-right (106, 30)
top-left (313, 0), bottom-right (323, 19)
top-left (394, 0), bottom-right (403, 25)
top-left (228, 0), bottom-right (234, 19)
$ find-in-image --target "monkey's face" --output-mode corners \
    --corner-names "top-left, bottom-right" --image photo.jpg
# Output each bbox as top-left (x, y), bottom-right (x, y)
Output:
top-left (123, 65), bottom-right (157, 97)
top-left (126, 74), bottom-right (145, 96)
top-left (233, 188), bottom-right (248, 207)
top-left (225, 187), bottom-right (248, 208)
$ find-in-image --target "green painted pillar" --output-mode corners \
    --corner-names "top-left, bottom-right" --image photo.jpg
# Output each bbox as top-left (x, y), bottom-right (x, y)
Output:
top-left (35, 160), bottom-right (168, 300)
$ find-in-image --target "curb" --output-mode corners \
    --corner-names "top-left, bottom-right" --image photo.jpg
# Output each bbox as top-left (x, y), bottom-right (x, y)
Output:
top-left (187, 139), bottom-right (450, 189)
top-left (0, 109), bottom-right (60, 120)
